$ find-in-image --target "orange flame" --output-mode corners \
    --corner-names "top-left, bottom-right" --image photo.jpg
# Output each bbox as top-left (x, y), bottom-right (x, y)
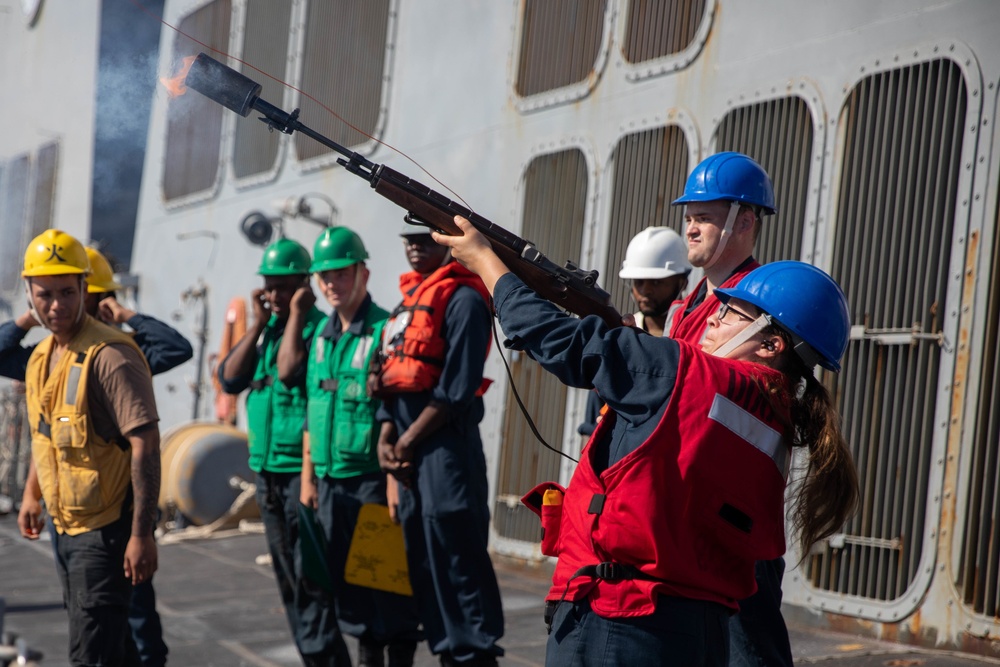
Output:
top-left (159, 56), bottom-right (196, 98)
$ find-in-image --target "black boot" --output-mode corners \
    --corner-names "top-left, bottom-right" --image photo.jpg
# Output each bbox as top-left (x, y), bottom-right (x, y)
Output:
top-left (358, 637), bottom-right (385, 667)
top-left (387, 640), bottom-right (417, 667)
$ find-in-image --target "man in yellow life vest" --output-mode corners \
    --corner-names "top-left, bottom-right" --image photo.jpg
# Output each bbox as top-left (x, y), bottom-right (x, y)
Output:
top-left (15, 229), bottom-right (161, 666)
top-left (1, 244), bottom-right (184, 667)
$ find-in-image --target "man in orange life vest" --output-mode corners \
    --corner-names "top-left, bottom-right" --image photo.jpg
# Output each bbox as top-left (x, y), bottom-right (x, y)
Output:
top-left (668, 152), bottom-right (794, 667)
top-left (373, 223), bottom-right (504, 667)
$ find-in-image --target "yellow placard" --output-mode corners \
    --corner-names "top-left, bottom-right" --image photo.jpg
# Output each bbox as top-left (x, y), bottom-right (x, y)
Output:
top-left (344, 503), bottom-right (413, 596)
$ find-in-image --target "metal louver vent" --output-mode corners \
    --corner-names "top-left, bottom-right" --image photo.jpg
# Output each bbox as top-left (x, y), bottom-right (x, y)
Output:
top-left (714, 96), bottom-right (815, 264)
top-left (494, 149), bottom-right (588, 544)
top-left (810, 58), bottom-right (966, 602)
top-left (232, 2), bottom-right (292, 181)
top-left (295, 0), bottom-right (390, 162)
top-left (603, 126), bottom-right (690, 315)
top-left (957, 197), bottom-right (1000, 616)
top-left (163, 0), bottom-right (231, 202)
top-left (623, 0), bottom-right (707, 63)
top-left (29, 141), bottom-right (59, 239)
top-left (515, 0), bottom-right (608, 97)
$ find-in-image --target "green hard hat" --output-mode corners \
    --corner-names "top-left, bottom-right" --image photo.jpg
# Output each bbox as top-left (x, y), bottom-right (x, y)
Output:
top-left (311, 227), bottom-right (369, 272)
top-left (258, 238), bottom-right (312, 276)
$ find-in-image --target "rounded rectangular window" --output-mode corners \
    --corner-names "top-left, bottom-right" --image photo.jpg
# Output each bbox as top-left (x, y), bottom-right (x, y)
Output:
top-left (623, 0), bottom-right (708, 64)
top-left (294, 0), bottom-right (391, 164)
top-left (514, 0), bottom-right (609, 99)
top-left (232, 2), bottom-right (293, 182)
top-left (812, 58), bottom-right (967, 605)
top-left (162, 0), bottom-right (232, 202)
top-left (494, 148), bottom-right (589, 544)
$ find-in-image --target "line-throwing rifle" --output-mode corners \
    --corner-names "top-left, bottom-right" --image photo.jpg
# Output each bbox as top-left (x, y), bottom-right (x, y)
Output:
top-left (185, 53), bottom-right (622, 328)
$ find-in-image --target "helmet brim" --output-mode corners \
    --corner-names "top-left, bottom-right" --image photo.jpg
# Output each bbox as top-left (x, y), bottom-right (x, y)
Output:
top-left (618, 267), bottom-right (690, 280)
top-left (22, 267), bottom-right (88, 278)
top-left (310, 259), bottom-right (361, 273)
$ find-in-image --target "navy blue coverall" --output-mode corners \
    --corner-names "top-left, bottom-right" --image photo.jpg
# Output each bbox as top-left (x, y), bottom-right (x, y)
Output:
top-left (376, 285), bottom-right (505, 665)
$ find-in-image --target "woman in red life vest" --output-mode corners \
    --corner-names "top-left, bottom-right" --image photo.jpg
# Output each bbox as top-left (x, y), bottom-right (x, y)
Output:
top-left (433, 217), bottom-right (859, 667)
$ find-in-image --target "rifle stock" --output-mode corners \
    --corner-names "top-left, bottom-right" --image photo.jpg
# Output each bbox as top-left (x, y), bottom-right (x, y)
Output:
top-left (184, 53), bottom-right (622, 329)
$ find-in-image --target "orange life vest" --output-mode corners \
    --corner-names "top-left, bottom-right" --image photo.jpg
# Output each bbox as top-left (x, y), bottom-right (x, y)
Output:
top-left (376, 261), bottom-right (492, 396)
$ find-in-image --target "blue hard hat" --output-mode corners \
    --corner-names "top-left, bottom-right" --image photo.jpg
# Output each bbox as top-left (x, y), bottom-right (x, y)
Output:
top-left (672, 152), bottom-right (776, 214)
top-left (715, 261), bottom-right (850, 371)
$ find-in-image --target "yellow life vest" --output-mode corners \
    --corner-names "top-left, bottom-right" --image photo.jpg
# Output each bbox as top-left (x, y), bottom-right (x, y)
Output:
top-left (26, 316), bottom-right (150, 535)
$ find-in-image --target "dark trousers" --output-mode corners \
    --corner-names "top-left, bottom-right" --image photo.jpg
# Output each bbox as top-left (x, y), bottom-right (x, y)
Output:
top-left (397, 480), bottom-right (503, 662)
top-left (49, 518), bottom-right (167, 667)
top-left (546, 597), bottom-right (729, 667)
top-left (316, 472), bottom-right (422, 643)
top-left (728, 558), bottom-right (793, 667)
top-left (55, 515), bottom-right (141, 667)
top-left (256, 471), bottom-right (350, 663)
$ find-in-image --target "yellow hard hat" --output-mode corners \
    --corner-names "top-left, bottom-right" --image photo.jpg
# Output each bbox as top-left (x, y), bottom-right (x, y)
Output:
top-left (22, 229), bottom-right (90, 278)
top-left (85, 247), bottom-right (122, 292)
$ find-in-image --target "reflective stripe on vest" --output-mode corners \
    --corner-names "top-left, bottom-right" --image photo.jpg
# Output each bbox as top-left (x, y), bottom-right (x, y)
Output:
top-left (708, 393), bottom-right (789, 478)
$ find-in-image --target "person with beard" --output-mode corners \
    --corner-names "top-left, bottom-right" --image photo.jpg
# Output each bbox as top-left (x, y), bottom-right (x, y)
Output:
top-left (619, 227), bottom-right (692, 337)
top-left (372, 224), bottom-right (504, 667)
top-left (218, 238), bottom-right (350, 667)
top-left (578, 227), bottom-right (691, 438)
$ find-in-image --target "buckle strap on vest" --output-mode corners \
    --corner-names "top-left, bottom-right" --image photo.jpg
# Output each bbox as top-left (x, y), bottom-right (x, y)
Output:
top-left (38, 417), bottom-right (51, 438)
top-left (319, 379), bottom-right (338, 392)
top-left (249, 376), bottom-right (274, 391)
top-left (570, 561), bottom-right (664, 584)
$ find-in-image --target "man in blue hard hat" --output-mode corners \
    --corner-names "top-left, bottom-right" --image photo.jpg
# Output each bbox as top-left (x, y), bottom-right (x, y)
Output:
top-left (669, 152), bottom-right (793, 667)
top-left (669, 151), bottom-right (776, 343)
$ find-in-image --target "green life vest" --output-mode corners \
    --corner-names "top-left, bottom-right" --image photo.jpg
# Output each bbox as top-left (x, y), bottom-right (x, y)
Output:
top-left (306, 301), bottom-right (388, 479)
top-left (246, 307), bottom-right (325, 473)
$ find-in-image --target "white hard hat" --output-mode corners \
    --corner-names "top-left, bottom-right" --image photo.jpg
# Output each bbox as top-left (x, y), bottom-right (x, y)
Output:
top-left (618, 226), bottom-right (692, 280)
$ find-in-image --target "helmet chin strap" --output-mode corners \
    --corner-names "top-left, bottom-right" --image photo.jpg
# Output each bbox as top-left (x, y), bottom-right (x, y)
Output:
top-left (702, 202), bottom-right (741, 271)
top-left (712, 314), bottom-right (770, 359)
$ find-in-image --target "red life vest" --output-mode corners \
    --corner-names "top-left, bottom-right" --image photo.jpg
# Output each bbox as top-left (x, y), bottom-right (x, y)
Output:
top-left (669, 260), bottom-right (760, 344)
top-left (376, 261), bottom-right (492, 395)
top-left (526, 343), bottom-right (790, 616)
